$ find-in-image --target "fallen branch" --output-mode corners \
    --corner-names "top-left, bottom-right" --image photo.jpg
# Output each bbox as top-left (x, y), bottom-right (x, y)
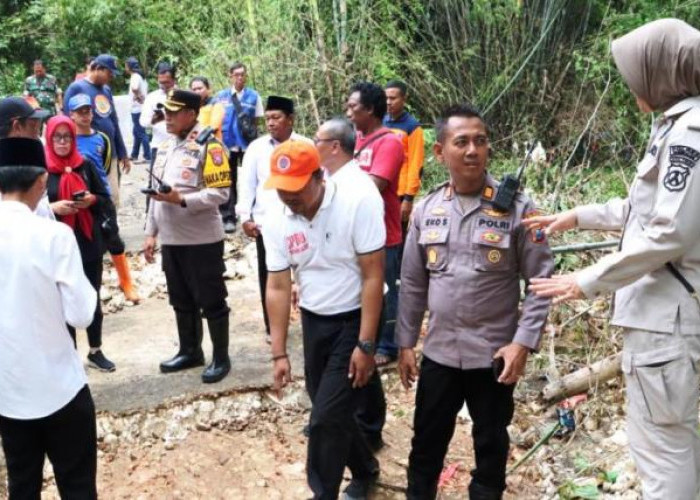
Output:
top-left (542, 353), bottom-right (621, 403)
top-left (551, 240), bottom-right (619, 254)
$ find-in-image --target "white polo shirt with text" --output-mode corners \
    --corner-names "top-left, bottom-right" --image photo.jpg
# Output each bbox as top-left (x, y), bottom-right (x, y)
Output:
top-left (263, 177), bottom-right (385, 315)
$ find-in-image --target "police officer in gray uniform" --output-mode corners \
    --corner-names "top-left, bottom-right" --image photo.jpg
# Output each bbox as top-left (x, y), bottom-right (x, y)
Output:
top-left (397, 103), bottom-right (554, 500)
top-left (143, 89), bottom-right (232, 384)
top-left (530, 19), bottom-right (700, 500)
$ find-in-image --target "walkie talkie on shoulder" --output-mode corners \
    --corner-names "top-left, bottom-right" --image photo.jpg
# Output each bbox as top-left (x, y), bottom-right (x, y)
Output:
top-left (195, 126), bottom-right (215, 145)
top-left (491, 142), bottom-right (536, 212)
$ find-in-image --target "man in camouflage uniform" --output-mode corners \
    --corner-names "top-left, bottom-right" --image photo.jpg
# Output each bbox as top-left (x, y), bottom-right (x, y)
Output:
top-left (23, 60), bottom-right (62, 117)
top-left (143, 90), bottom-right (232, 384)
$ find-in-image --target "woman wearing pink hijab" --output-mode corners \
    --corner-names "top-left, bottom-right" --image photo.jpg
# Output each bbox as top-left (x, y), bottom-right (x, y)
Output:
top-left (45, 115), bottom-right (116, 372)
top-left (528, 19), bottom-right (700, 499)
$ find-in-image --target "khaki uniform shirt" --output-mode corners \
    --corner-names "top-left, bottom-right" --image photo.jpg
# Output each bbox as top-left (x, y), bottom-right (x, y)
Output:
top-left (396, 175), bottom-right (554, 369)
top-left (577, 96), bottom-right (700, 334)
top-left (145, 124), bottom-right (229, 245)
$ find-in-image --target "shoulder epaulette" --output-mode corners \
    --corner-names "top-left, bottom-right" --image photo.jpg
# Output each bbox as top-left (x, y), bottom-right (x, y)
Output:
top-left (427, 181), bottom-right (450, 196)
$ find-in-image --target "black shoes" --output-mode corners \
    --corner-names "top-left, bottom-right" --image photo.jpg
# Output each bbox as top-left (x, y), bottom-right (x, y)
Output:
top-left (88, 350), bottom-right (116, 372)
top-left (201, 315), bottom-right (231, 384)
top-left (342, 462), bottom-right (380, 500)
top-left (159, 351), bottom-right (205, 372)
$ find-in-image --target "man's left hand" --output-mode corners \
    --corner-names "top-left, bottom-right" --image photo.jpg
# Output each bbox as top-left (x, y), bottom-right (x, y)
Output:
top-left (151, 188), bottom-right (183, 205)
top-left (530, 274), bottom-right (583, 304)
top-left (120, 157), bottom-right (132, 174)
top-left (349, 347), bottom-right (375, 389)
top-left (401, 200), bottom-right (413, 222)
top-left (493, 343), bottom-right (529, 385)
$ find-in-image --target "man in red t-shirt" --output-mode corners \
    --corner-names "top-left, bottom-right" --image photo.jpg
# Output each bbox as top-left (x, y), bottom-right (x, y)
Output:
top-left (346, 81), bottom-right (404, 450)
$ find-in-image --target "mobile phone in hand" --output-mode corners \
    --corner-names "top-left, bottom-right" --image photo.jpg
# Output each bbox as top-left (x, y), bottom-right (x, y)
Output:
top-left (492, 357), bottom-right (505, 379)
top-left (72, 191), bottom-right (87, 201)
top-left (140, 188), bottom-right (158, 195)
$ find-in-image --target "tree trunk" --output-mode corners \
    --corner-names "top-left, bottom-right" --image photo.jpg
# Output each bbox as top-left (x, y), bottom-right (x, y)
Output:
top-left (542, 353), bottom-right (622, 403)
top-left (309, 0), bottom-right (335, 105)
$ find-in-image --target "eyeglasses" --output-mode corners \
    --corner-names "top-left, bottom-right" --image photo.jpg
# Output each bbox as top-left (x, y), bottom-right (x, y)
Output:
top-left (313, 137), bottom-right (337, 145)
top-left (52, 134), bottom-right (73, 143)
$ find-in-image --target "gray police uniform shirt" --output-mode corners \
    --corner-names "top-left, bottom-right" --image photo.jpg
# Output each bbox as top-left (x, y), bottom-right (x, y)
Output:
top-left (577, 96), bottom-right (700, 334)
top-left (396, 174), bottom-right (554, 369)
top-left (145, 124), bottom-right (229, 245)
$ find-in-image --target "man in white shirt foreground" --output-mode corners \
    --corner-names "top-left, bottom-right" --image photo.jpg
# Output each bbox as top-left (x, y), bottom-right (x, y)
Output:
top-left (264, 141), bottom-right (385, 499)
top-left (314, 117), bottom-right (388, 453)
top-left (0, 137), bottom-right (98, 498)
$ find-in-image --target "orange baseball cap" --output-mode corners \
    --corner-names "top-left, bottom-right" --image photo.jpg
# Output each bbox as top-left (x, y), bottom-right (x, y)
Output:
top-left (265, 141), bottom-right (321, 192)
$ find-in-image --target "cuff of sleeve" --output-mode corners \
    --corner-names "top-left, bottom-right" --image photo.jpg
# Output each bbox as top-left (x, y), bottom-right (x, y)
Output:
top-left (576, 266), bottom-right (606, 299)
top-left (403, 194), bottom-right (415, 202)
top-left (396, 329), bottom-right (420, 349)
top-left (512, 327), bottom-right (542, 351)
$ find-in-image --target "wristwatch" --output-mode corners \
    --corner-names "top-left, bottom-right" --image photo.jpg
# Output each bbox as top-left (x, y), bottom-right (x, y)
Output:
top-left (357, 340), bottom-right (376, 355)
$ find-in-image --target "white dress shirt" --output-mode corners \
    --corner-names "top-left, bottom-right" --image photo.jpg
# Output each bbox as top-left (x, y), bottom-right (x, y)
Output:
top-left (0, 201), bottom-right (96, 419)
top-left (140, 88), bottom-right (172, 148)
top-left (237, 132), bottom-right (313, 226)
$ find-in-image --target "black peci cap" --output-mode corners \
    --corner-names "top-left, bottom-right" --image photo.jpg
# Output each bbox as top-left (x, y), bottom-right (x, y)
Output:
top-left (0, 138), bottom-right (47, 169)
top-left (265, 95), bottom-right (294, 115)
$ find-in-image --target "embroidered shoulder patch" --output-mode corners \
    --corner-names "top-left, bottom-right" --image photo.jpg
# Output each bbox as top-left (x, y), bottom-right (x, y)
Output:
top-left (664, 145), bottom-right (700, 192)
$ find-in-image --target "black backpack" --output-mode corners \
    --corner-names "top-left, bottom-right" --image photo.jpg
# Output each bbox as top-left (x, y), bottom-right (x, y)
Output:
top-left (232, 93), bottom-right (258, 144)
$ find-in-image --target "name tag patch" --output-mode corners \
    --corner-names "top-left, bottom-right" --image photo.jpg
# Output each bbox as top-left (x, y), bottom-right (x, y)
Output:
top-left (424, 216), bottom-right (449, 227)
top-left (477, 218), bottom-right (510, 230)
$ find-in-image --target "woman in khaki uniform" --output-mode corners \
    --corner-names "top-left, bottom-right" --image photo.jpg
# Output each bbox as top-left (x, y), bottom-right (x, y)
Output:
top-left (528, 19), bottom-right (700, 500)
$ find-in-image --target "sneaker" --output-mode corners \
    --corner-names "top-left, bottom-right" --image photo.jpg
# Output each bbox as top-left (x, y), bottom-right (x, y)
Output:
top-left (87, 350), bottom-right (116, 372)
top-left (223, 221), bottom-right (236, 234)
top-left (342, 466), bottom-right (379, 500)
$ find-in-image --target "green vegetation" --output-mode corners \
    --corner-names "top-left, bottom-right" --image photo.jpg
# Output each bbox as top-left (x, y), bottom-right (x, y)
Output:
top-left (2, 0), bottom-right (699, 202)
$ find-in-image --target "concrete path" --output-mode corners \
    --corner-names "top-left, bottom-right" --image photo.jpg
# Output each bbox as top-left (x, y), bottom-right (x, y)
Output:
top-left (78, 161), bottom-right (302, 414)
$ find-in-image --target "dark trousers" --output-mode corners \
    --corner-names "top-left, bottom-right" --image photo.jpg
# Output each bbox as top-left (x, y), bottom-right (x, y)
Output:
top-left (301, 308), bottom-right (379, 500)
top-left (220, 150), bottom-right (244, 223)
top-left (407, 357), bottom-right (515, 499)
top-left (377, 244), bottom-right (400, 358)
top-left (130, 112), bottom-right (151, 160)
top-left (354, 299), bottom-right (387, 449)
top-left (255, 233), bottom-right (270, 335)
top-left (67, 259), bottom-right (103, 348)
top-left (101, 201), bottom-right (125, 255)
top-left (162, 241), bottom-right (230, 319)
top-left (0, 385), bottom-right (97, 500)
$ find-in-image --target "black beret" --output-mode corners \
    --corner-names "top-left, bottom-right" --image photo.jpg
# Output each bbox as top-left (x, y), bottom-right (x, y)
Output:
top-left (0, 138), bottom-right (47, 169)
top-left (265, 95), bottom-right (294, 115)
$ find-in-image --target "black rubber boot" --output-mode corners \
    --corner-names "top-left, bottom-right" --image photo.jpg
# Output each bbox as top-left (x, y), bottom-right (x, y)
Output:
top-left (406, 476), bottom-right (438, 500)
top-left (202, 314), bottom-right (231, 383)
top-left (160, 310), bottom-right (205, 373)
top-left (468, 481), bottom-right (503, 500)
